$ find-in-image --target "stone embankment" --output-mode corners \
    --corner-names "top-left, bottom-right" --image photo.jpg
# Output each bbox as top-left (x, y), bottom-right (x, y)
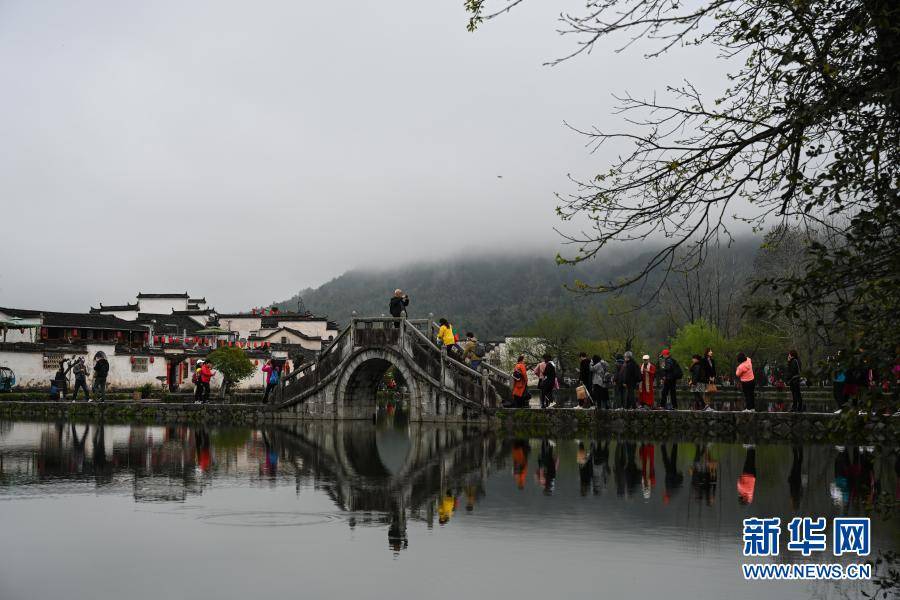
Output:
top-left (494, 408), bottom-right (899, 443)
top-left (0, 401), bottom-right (895, 443)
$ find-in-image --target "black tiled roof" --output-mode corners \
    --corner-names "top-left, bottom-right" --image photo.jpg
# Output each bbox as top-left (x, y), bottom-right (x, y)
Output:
top-left (137, 292), bottom-right (189, 299)
top-left (249, 326), bottom-right (322, 342)
top-left (217, 311), bottom-right (329, 322)
top-left (0, 307), bottom-right (42, 318)
top-left (89, 303), bottom-right (139, 313)
top-left (133, 313), bottom-right (204, 334)
top-left (0, 307), bottom-right (149, 331)
top-left (188, 297), bottom-right (206, 303)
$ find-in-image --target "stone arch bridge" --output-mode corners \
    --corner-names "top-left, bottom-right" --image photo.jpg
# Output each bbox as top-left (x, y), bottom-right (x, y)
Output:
top-left (274, 318), bottom-right (512, 421)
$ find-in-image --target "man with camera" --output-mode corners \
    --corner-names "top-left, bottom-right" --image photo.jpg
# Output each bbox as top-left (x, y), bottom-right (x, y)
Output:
top-left (389, 289), bottom-right (409, 327)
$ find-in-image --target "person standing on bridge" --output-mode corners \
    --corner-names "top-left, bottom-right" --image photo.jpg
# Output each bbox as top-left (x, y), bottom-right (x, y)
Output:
top-left (461, 332), bottom-right (483, 371)
top-left (389, 289), bottom-right (409, 327)
top-left (437, 318), bottom-right (456, 352)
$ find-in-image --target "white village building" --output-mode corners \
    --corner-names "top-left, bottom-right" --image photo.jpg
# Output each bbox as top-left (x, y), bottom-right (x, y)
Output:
top-left (0, 292), bottom-right (338, 394)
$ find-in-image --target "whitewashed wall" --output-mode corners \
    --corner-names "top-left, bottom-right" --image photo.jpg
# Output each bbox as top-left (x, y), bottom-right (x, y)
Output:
top-left (278, 320), bottom-right (328, 338)
top-left (221, 316), bottom-right (261, 340)
top-left (137, 298), bottom-right (189, 314)
top-left (0, 328), bottom-right (38, 343)
top-left (0, 345), bottom-right (286, 392)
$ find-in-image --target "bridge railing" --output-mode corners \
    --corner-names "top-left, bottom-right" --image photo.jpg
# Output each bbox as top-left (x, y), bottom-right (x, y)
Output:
top-left (402, 320), bottom-right (444, 381)
top-left (278, 322), bottom-right (353, 404)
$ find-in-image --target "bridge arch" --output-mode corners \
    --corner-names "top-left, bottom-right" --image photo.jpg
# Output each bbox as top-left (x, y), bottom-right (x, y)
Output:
top-left (332, 348), bottom-right (423, 420)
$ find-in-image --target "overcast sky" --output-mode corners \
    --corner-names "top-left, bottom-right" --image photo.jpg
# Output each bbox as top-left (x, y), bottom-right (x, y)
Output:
top-left (0, 1), bottom-right (725, 312)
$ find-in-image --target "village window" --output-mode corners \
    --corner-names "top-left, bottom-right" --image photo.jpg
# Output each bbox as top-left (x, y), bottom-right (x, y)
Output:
top-left (281, 336), bottom-right (288, 344)
top-left (42, 352), bottom-right (66, 371)
top-left (131, 357), bottom-right (149, 373)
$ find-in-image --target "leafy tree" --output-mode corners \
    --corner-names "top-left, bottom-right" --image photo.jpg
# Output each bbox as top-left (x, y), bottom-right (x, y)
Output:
top-left (669, 319), bottom-right (726, 373)
top-left (465, 0), bottom-right (900, 369)
top-left (206, 347), bottom-right (256, 396)
top-left (517, 311), bottom-right (586, 376)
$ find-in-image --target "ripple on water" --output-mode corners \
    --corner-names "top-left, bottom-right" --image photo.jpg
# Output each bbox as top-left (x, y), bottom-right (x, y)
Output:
top-left (197, 510), bottom-right (341, 527)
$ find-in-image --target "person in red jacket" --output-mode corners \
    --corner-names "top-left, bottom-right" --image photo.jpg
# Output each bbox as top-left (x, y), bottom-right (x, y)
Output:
top-left (199, 361), bottom-right (215, 404)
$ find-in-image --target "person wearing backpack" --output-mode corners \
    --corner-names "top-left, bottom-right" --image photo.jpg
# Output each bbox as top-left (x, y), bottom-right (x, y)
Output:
top-left (620, 351), bottom-right (641, 409)
top-left (198, 361), bottom-right (214, 404)
top-left (659, 349), bottom-right (681, 410)
top-left (91, 352), bottom-right (109, 403)
top-left (590, 354), bottom-right (610, 410)
top-left (461, 333), bottom-right (483, 371)
top-left (71, 357), bottom-right (90, 402)
top-left (193, 360), bottom-right (205, 403)
top-left (511, 355), bottom-right (529, 408)
top-left (262, 360), bottom-right (280, 404)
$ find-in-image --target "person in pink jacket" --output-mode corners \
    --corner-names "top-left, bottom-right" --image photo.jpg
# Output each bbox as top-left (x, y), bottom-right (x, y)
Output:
top-left (735, 352), bottom-right (755, 412)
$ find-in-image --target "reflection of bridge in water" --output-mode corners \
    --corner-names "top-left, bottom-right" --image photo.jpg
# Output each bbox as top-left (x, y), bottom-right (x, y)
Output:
top-left (275, 318), bottom-right (512, 421)
top-left (268, 419), bottom-right (505, 550)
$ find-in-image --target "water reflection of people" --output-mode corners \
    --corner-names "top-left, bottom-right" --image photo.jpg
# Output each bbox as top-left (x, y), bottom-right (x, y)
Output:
top-left (536, 439), bottom-right (557, 495)
top-left (577, 441), bottom-right (592, 496)
top-left (91, 424), bottom-right (113, 484)
top-left (831, 446), bottom-right (851, 510)
top-left (69, 423), bottom-right (89, 474)
top-left (260, 431), bottom-right (278, 481)
top-left (690, 444), bottom-right (718, 506)
top-left (511, 439), bottom-right (529, 490)
top-left (737, 446), bottom-right (756, 505)
top-left (787, 446), bottom-right (804, 509)
top-left (437, 491), bottom-right (456, 525)
top-left (195, 427), bottom-right (211, 475)
top-left (660, 444), bottom-right (683, 505)
top-left (387, 502), bottom-right (408, 553)
top-left (591, 441), bottom-right (610, 496)
top-left (639, 443), bottom-right (655, 500)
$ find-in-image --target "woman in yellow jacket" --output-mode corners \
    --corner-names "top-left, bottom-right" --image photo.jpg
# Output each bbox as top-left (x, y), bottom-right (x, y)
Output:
top-left (437, 318), bottom-right (456, 349)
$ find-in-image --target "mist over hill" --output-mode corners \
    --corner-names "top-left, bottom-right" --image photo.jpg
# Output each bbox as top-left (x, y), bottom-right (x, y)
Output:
top-left (275, 249), bottom-right (676, 339)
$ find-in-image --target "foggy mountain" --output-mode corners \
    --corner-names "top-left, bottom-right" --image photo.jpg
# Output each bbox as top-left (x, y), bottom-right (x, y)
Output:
top-left (275, 250), bottom-right (671, 339)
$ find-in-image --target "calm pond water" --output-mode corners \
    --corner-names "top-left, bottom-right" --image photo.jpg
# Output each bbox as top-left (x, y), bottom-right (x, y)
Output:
top-left (0, 418), bottom-right (896, 600)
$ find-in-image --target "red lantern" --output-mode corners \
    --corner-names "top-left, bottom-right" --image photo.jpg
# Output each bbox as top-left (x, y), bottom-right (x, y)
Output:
top-left (254, 360), bottom-right (259, 366)
top-left (116, 331), bottom-right (123, 340)
top-left (130, 356), bottom-right (136, 364)
top-left (40, 327), bottom-right (48, 339)
top-left (149, 357), bottom-right (155, 363)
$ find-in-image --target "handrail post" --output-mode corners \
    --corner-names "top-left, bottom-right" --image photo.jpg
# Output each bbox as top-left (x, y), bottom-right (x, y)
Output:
top-left (439, 349), bottom-right (446, 415)
top-left (481, 368), bottom-right (489, 408)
